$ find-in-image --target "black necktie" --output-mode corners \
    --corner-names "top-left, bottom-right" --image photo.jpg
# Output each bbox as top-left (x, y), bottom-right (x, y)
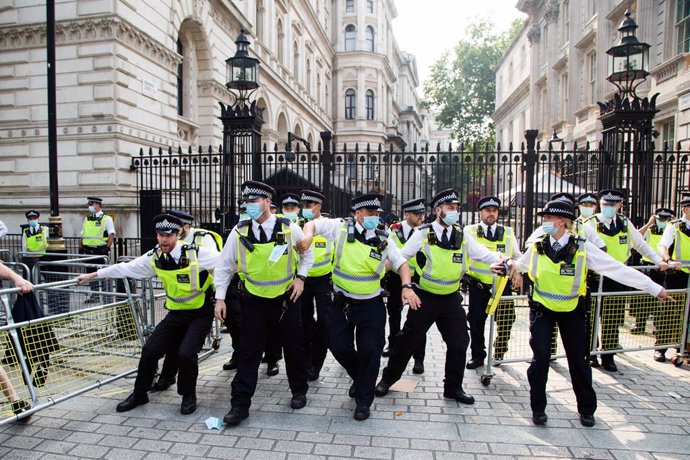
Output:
top-left (258, 225), bottom-right (268, 243)
top-left (407, 228), bottom-right (414, 240)
top-left (442, 228), bottom-right (449, 245)
top-left (486, 226), bottom-right (493, 241)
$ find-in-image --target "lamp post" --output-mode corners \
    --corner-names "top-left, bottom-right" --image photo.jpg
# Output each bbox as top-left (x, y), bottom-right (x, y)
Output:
top-left (597, 9), bottom-right (657, 227)
top-left (219, 29), bottom-right (264, 235)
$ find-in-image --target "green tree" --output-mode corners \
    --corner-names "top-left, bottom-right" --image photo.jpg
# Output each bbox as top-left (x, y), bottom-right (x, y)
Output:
top-left (424, 17), bottom-right (523, 146)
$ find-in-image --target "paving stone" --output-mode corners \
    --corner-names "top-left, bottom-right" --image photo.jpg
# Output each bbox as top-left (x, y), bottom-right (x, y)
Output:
top-left (245, 451), bottom-right (286, 460)
top-left (274, 440), bottom-right (315, 454)
top-left (207, 446), bottom-right (249, 459)
top-left (68, 444), bottom-right (111, 458)
top-left (34, 439), bottom-right (77, 454)
top-left (161, 430), bottom-right (201, 443)
top-left (392, 448), bottom-right (434, 460)
top-left (314, 443), bottom-right (352, 456)
top-left (235, 436), bottom-right (276, 450)
top-left (353, 446), bottom-right (393, 459)
top-left (131, 439), bottom-right (173, 453)
top-left (98, 434), bottom-right (139, 448)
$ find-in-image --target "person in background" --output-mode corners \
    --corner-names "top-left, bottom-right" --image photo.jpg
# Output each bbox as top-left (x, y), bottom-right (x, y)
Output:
top-left (280, 193), bottom-right (301, 223)
top-left (0, 220), bottom-right (8, 238)
top-left (21, 210), bottom-right (49, 271)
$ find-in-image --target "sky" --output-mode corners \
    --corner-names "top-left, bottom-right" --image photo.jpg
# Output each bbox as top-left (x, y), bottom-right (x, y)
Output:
top-left (391, 0), bottom-right (527, 95)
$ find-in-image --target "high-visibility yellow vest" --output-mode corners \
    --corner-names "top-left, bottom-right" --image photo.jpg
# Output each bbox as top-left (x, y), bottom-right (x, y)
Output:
top-left (672, 220), bottom-right (690, 273)
top-left (23, 226), bottom-right (49, 255)
top-left (415, 225), bottom-right (467, 295)
top-left (150, 244), bottom-right (213, 310)
top-left (642, 228), bottom-right (664, 264)
top-left (332, 221), bottom-right (387, 295)
top-left (466, 224), bottom-right (513, 285)
top-left (189, 227), bottom-right (223, 252)
top-left (308, 234), bottom-right (334, 277)
top-left (390, 223), bottom-right (418, 274)
top-left (82, 215), bottom-right (111, 247)
top-left (587, 215), bottom-right (631, 262)
top-left (528, 235), bottom-right (587, 312)
top-left (236, 219), bottom-right (296, 298)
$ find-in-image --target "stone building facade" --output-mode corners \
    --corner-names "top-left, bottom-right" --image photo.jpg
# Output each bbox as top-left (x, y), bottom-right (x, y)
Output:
top-left (494, 0), bottom-right (690, 150)
top-left (0, 0), bottom-right (425, 237)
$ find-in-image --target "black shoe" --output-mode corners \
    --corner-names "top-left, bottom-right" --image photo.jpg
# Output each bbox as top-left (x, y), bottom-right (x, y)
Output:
top-left (290, 393), bottom-right (307, 409)
top-left (601, 358), bottom-right (618, 372)
top-left (222, 357), bottom-right (238, 371)
top-left (11, 400), bottom-right (31, 415)
top-left (654, 350), bottom-right (666, 362)
top-left (465, 358), bottom-right (484, 370)
top-left (580, 414), bottom-right (596, 427)
top-left (151, 376), bottom-right (175, 392)
top-left (266, 362), bottom-right (279, 377)
top-left (532, 411), bottom-right (548, 425)
top-left (116, 393), bottom-right (149, 412)
top-left (374, 380), bottom-right (391, 397)
top-left (223, 407), bottom-right (249, 426)
top-left (630, 326), bottom-right (646, 335)
top-left (180, 394), bottom-right (196, 415)
top-left (307, 366), bottom-right (321, 381)
top-left (443, 389), bottom-right (475, 405)
top-left (412, 360), bottom-right (424, 374)
top-left (348, 382), bottom-right (356, 398)
top-left (590, 356), bottom-right (600, 368)
top-left (354, 405), bottom-right (370, 421)
top-left (381, 346), bottom-right (392, 357)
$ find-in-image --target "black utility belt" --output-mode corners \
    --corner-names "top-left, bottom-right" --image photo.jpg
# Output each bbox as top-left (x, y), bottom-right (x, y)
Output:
top-left (334, 292), bottom-right (381, 305)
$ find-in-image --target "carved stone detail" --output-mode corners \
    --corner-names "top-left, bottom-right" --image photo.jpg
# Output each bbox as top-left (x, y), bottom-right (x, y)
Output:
top-left (197, 79), bottom-right (233, 104)
top-left (527, 22), bottom-right (541, 45)
top-left (544, 0), bottom-right (560, 23)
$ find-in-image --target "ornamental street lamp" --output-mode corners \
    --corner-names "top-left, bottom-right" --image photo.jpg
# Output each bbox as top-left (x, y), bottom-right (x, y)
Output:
top-left (597, 9), bottom-right (658, 227)
top-left (219, 29), bottom-right (264, 235)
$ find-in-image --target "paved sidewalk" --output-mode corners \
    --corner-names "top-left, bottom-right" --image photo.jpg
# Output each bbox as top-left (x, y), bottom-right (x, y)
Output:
top-left (1, 327), bottom-right (689, 459)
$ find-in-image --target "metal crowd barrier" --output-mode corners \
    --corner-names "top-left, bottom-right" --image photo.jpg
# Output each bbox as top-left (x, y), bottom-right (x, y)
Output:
top-left (0, 249), bottom-right (12, 263)
top-left (479, 265), bottom-right (690, 386)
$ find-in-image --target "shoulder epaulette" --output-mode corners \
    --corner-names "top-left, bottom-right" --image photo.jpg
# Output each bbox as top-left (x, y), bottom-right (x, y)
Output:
top-left (277, 217), bottom-right (291, 226)
top-left (375, 228), bottom-right (389, 239)
top-left (237, 220), bottom-right (251, 228)
top-left (419, 223), bottom-right (432, 230)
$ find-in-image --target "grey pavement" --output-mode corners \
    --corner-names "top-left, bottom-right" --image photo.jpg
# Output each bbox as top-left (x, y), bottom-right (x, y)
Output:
top-left (2, 326), bottom-right (690, 459)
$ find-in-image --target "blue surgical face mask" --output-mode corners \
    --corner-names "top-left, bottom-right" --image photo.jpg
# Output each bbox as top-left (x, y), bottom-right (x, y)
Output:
top-left (601, 205), bottom-right (617, 219)
top-left (239, 212), bottom-right (249, 221)
top-left (579, 206), bottom-right (595, 218)
top-left (302, 209), bottom-right (315, 221)
top-left (283, 211), bottom-right (298, 222)
top-left (542, 221), bottom-right (558, 235)
top-left (656, 219), bottom-right (667, 230)
top-left (28, 220), bottom-right (38, 228)
top-left (442, 210), bottom-right (459, 226)
top-left (245, 202), bottom-right (263, 220)
top-left (362, 215), bottom-right (380, 230)
top-left (88, 206), bottom-right (96, 214)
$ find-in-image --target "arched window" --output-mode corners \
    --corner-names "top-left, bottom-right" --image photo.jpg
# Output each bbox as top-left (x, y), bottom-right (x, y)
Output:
top-left (176, 38), bottom-right (183, 116)
top-left (277, 19), bottom-right (285, 65)
top-left (345, 89), bottom-right (356, 119)
top-left (366, 26), bottom-right (375, 52)
top-left (293, 41), bottom-right (300, 80)
top-left (366, 90), bottom-right (374, 120)
top-left (345, 25), bottom-right (356, 51)
top-left (346, 0), bottom-right (354, 12)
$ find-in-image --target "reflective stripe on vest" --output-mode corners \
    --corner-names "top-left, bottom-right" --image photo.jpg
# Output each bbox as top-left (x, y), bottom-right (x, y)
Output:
top-left (308, 235), bottom-right (334, 277)
top-left (466, 224), bottom-right (512, 285)
top-left (82, 215), bottom-right (109, 247)
top-left (416, 227), bottom-right (467, 295)
top-left (237, 221), bottom-right (295, 298)
top-left (672, 222), bottom-right (690, 273)
top-left (589, 216), bottom-right (631, 262)
top-left (528, 237), bottom-right (586, 312)
top-left (150, 245), bottom-right (212, 310)
top-left (191, 228), bottom-right (223, 251)
top-left (332, 222), bottom-right (386, 295)
top-left (24, 227), bottom-right (48, 254)
top-left (391, 227), bottom-right (418, 273)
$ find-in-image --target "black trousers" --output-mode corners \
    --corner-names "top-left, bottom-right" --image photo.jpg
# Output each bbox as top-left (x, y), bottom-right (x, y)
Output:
top-left (133, 293), bottom-right (214, 397)
top-left (386, 273), bottom-right (425, 361)
top-left (467, 281), bottom-right (514, 360)
top-left (382, 289), bottom-right (469, 392)
top-left (527, 301), bottom-right (596, 416)
top-left (300, 274), bottom-right (332, 372)
top-left (600, 277), bottom-right (628, 359)
top-left (328, 294), bottom-right (386, 408)
top-left (231, 295), bottom-right (308, 409)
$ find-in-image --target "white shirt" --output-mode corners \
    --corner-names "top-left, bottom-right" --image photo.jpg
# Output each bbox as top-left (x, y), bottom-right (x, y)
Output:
top-left (184, 228), bottom-right (220, 255)
top-left (97, 242), bottom-right (219, 279)
top-left (399, 221), bottom-right (503, 267)
top-left (81, 211), bottom-right (116, 237)
top-left (214, 215), bottom-right (314, 299)
top-left (591, 214), bottom-right (662, 264)
top-left (475, 222), bottom-right (522, 259)
top-left (314, 217), bottom-right (407, 299)
top-left (659, 217), bottom-right (690, 252)
top-left (514, 237), bottom-right (663, 297)
top-left (526, 221), bottom-right (606, 250)
top-left (0, 220), bottom-right (7, 238)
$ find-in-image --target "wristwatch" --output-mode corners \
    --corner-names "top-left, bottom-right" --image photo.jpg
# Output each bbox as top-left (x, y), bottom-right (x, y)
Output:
top-left (402, 283), bottom-right (415, 289)
top-left (296, 275), bottom-right (307, 281)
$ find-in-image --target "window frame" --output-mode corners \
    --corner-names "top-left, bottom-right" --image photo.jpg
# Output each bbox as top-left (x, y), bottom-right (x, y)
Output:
top-left (365, 89), bottom-right (374, 120)
top-left (346, 0), bottom-right (355, 12)
top-left (345, 88), bottom-right (356, 119)
top-left (345, 24), bottom-right (356, 51)
top-left (365, 26), bottom-right (375, 52)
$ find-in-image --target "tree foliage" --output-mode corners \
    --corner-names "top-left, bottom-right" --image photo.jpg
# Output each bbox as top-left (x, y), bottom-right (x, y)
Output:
top-left (424, 17), bottom-right (523, 146)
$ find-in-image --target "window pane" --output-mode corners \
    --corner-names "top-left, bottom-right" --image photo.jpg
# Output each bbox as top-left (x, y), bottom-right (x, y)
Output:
top-left (366, 27), bottom-right (374, 52)
top-left (345, 25), bottom-right (356, 51)
top-left (345, 89), bottom-right (356, 119)
top-left (346, 0), bottom-right (354, 12)
top-left (367, 0), bottom-right (374, 13)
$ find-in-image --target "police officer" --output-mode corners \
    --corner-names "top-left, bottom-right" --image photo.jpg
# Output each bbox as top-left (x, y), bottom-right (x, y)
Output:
top-left (280, 193), bottom-right (301, 222)
top-left (21, 210), bottom-right (49, 271)
top-left (151, 209), bottom-right (223, 392)
top-left (375, 189), bottom-right (504, 405)
top-left (214, 181), bottom-right (313, 427)
top-left (584, 189), bottom-right (668, 371)
top-left (77, 214), bottom-right (218, 415)
top-left (80, 197), bottom-right (115, 257)
top-left (465, 196), bottom-right (521, 368)
top-left (300, 193), bottom-right (421, 421)
top-left (298, 190), bottom-right (334, 381)
top-left (512, 200), bottom-right (669, 427)
top-left (658, 197), bottom-right (690, 360)
top-left (383, 198), bottom-right (427, 374)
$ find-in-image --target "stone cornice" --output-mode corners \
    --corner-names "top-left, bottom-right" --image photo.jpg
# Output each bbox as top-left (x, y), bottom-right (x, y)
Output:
top-left (0, 17), bottom-right (181, 70)
top-left (197, 79), bottom-right (234, 104)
